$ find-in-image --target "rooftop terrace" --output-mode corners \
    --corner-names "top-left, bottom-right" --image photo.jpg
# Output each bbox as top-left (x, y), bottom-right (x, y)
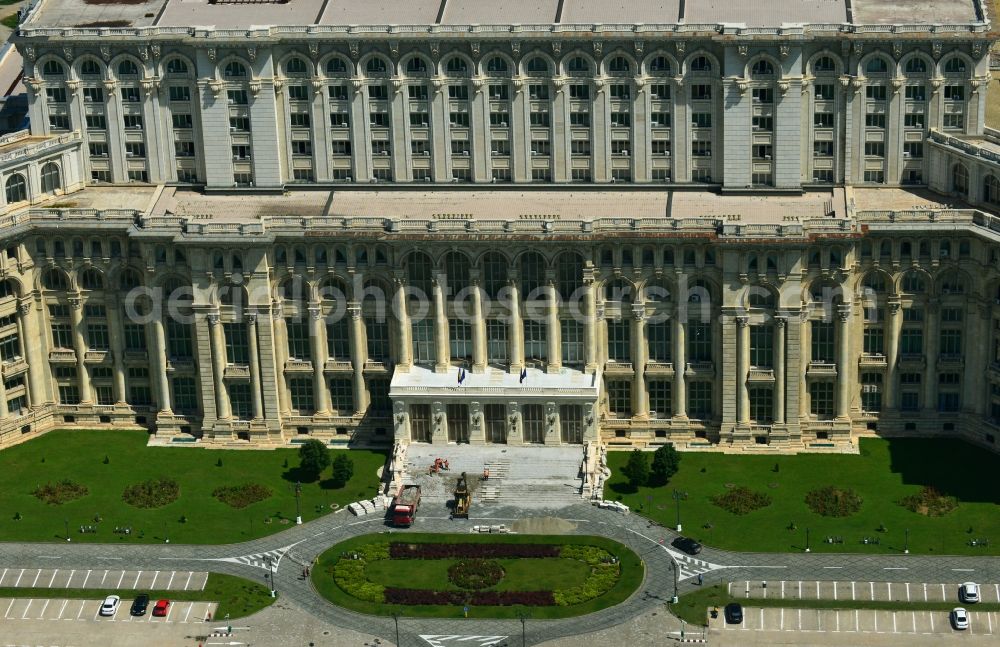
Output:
top-left (22, 0), bottom-right (986, 32)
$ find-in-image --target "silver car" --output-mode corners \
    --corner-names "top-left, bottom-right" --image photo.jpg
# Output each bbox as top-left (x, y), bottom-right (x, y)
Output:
top-left (960, 582), bottom-right (980, 603)
top-left (951, 607), bottom-right (969, 630)
top-left (98, 594), bottom-right (120, 617)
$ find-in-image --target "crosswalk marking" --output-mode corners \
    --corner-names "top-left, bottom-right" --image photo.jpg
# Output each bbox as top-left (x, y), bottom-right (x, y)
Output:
top-left (420, 636), bottom-right (508, 647)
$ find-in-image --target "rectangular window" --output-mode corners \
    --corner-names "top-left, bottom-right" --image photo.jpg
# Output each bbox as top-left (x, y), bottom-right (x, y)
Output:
top-left (368, 377), bottom-right (391, 415)
top-left (866, 85), bottom-right (887, 101)
top-left (59, 385), bottom-right (81, 405)
top-left (365, 320), bottom-right (389, 362)
top-left (688, 321), bottom-right (712, 362)
top-left (692, 141), bottom-right (712, 157)
top-left (560, 319), bottom-right (584, 366)
top-left (86, 323), bottom-right (109, 350)
top-left (692, 112), bottom-right (712, 128)
top-left (168, 85), bottom-right (190, 102)
top-left (811, 321), bottom-right (835, 363)
top-left (939, 329), bottom-right (962, 356)
top-left (944, 85), bottom-right (965, 101)
top-left (688, 381), bottom-right (712, 419)
top-left (0, 333), bottom-right (19, 362)
top-left (905, 85), bottom-right (926, 101)
top-left (864, 141), bottom-right (885, 157)
top-left (166, 320), bottom-right (192, 359)
top-left (647, 321), bottom-right (670, 363)
top-left (446, 403), bottom-right (470, 443)
top-left (487, 319), bottom-right (508, 364)
top-left (690, 84), bottom-right (711, 100)
top-left (904, 113), bottom-right (926, 129)
top-left (607, 320), bottom-right (631, 363)
top-left (523, 320), bottom-right (547, 361)
top-left (559, 405), bottom-right (583, 443)
top-left (327, 318), bottom-right (350, 360)
top-left (124, 322), bottom-right (145, 352)
top-left (749, 387), bottom-right (773, 423)
top-left (649, 380), bottom-right (671, 418)
top-left (569, 84), bottom-right (590, 100)
top-left (123, 115), bottom-right (143, 129)
top-left (329, 378), bottom-right (353, 414)
top-left (810, 381), bottom-right (835, 418)
top-left (813, 112), bottom-right (834, 128)
top-left (224, 323), bottom-right (249, 364)
top-left (449, 320), bottom-right (473, 363)
top-left (752, 115), bottom-right (773, 131)
top-left (814, 83), bottom-right (835, 100)
top-left (228, 383), bottom-right (251, 420)
top-left (751, 88), bottom-right (773, 104)
top-left (172, 113), bottom-right (193, 129)
top-left (864, 327), bottom-right (884, 355)
top-left (48, 114), bottom-right (70, 130)
top-left (288, 85), bottom-right (309, 101)
top-left (51, 323), bottom-right (73, 349)
top-left (900, 328), bottom-right (923, 355)
top-left (749, 326), bottom-right (772, 368)
top-left (411, 318), bottom-right (435, 364)
top-left (410, 403), bottom-right (432, 442)
top-left (289, 377), bottom-right (314, 414)
top-left (606, 379), bottom-right (632, 418)
top-left (85, 114), bottom-right (107, 130)
top-left (83, 86), bottom-right (104, 103)
top-left (172, 377), bottom-right (198, 414)
top-left (227, 90), bottom-right (248, 105)
top-left (406, 85), bottom-right (427, 101)
top-left (861, 373), bottom-right (882, 413)
top-left (286, 321), bottom-right (311, 360)
top-left (813, 141), bottom-right (834, 157)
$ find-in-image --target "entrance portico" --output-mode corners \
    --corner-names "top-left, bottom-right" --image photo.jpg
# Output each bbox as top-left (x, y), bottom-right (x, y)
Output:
top-left (390, 365), bottom-right (600, 447)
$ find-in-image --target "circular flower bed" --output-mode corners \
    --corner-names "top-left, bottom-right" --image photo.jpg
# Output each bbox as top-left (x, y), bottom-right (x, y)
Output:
top-left (805, 486), bottom-right (863, 517)
top-left (447, 559), bottom-right (505, 590)
top-left (122, 478), bottom-right (180, 509)
top-left (32, 479), bottom-right (88, 505)
top-left (212, 483), bottom-right (272, 509)
top-left (898, 486), bottom-right (958, 517)
top-left (711, 486), bottom-right (772, 515)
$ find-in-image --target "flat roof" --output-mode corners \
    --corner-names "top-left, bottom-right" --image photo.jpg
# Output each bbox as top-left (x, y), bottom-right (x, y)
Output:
top-left (22, 0), bottom-right (984, 30)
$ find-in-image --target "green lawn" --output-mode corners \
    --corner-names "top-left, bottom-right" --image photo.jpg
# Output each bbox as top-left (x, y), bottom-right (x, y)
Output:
top-left (672, 584), bottom-right (1000, 627)
top-left (0, 573), bottom-right (273, 619)
top-left (0, 14), bottom-right (17, 29)
top-left (605, 438), bottom-right (1000, 555)
top-left (312, 533), bottom-right (645, 619)
top-left (0, 430), bottom-right (387, 544)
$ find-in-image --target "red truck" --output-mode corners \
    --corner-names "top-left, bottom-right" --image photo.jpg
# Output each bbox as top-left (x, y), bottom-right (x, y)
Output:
top-left (391, 484), bottom-right (421, 527)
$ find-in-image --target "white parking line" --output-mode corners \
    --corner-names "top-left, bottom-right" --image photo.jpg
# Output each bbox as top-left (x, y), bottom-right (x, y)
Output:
top-left (870, 582), bottom-right (874, 600)
top-left (888, 582), bottom-right (893, 600)
top-left (988, 611), bottom-right (993, 634)
top-left (798, 608), bottom-right (802, 630)
top-left (13, 569), bottom-right (24, 587)
top-left (166, 571), bottom-right (175, 589)
top-left (816, 581), bottom-right (820, 600)
top-left (81, 570), bottom-right (90, 588)
top-left (47, 570), bottom-right (58, 588)
top-left (149, 571), bottom-right (159, 589)
top-left (4, 599), bottom-right (15, 618)
top-left (835, 610), bottom-right (839, 632)
top-left (855, 609), bottom-right (859, 632)
top-left (133, 571), bottom-right (142, 589)
top-left (183, 602), bottom-right (193, 624)
top-left (21, 599), bottom-right (33, 619)
top-left (851, 581), bottom-right (855, 601)
top-left (923, 582), bottom-right (928, 602)
top-left (930, 610), bottom-right (934, 632)
top-left (911, 611), bottom-right (916, 633)
top-left (184, 572), bottom-right (193, 590)
top-left (833, 581), bottom-right (837, 600)
top-left (779, 607), bottom-right (783, 630)
top-left (65, 570), bottom-right (75, 589)
top-left (57, 599), bottom-right (68, 619)
top-left (165, 601), bottom-right (176, 623)
top-left (36, 599), bottom-right (49, 619)
top-left (892, 611), bottom-right (897, 634)
top-left (30, 570), bottom-right (41, 588)
top-left (941, 583), bottom-right (946, 599)
top-left (75, 600), bottom-right (85, 620)
top-left (874, 609), bottom-right (878, 632)
top-left (0, 568), bottom-right (6, 586)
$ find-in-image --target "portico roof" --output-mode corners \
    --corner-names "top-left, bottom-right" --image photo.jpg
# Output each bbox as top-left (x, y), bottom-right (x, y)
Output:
top-left (389, 364), bottom-right (601, 401)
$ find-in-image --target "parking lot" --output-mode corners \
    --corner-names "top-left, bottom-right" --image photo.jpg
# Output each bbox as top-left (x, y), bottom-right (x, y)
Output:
top-left (709, 606), bottom-right (1000, 645)
top-left (0, 568), bottom-right (208, 591)
top-left (734, 579), bottom-right (1000, 604)
top-left (0, 597), bottom-right (217, 624)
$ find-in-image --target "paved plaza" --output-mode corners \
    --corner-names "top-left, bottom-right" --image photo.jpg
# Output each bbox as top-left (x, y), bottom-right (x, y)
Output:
top-left (2, 502), bottom-right (1000, 645)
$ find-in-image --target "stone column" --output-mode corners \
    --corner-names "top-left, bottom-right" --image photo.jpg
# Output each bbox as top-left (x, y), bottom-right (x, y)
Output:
top-left (349, 305), bottom-right (368, 415)
top-left (884, 299), bottom-right (901, 409)
top-left (507, 279), bottom-right (524, 371)
top-left (106, 297), bottom-right (127, 405)
top-left (969, 303), bottom-right (989, 416)
top-left (247, 313), bottom-right (263, 420)
top-left (800, 313), bottom-right (811, 421)
top-left (17, 300), bottom-right (45, 407)
top-left (433, 276), bottom-right (450, 372)
top-left (393, 277), bottom-right (412, 369)
top-left (736, 316), bottom-right (750, 425)
top-left (308, 305), bottom-right (330, 415)
top-left (632, 305), bottom-right (648, 419)
top-left (836, 304), bottom-right (852, 419)
top-left (672, 314), bottom-right (687, 419)
top-left (208, 312), bottom-right (230, 419)
top-left (584, 279), bottom-right (597, 370)
top-left (69, 296), bottom-right (93, 404)
top-left (151, 315), bottom-right (172, 413)
top-left (923, 304), bottom-right (939, 415)
top-left (471, 279), bottom-right (487, 373)
top-left (546, 280), bottom-right (561, 372)
top-left (772, 316), bottom-right (786, 425)
top-left (271, 310), bottom-right (291, 416)
top-left (0, 363), bottom-right (8, 416)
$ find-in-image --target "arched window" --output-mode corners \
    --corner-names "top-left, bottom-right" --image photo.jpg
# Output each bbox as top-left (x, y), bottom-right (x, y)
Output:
top-left (285, 56), bottom-right (308, 76)
top-left (525, 56), bottom-right (549, 75)
top-left (166, 58), bottom-right (188, 75)
top-left (649, 55), bottom-right (671, 75)
top-left (862, 271), bottom-right (886, 295)
top-left (555, 252), bottom-right (584, 301)
top-left (689, 56), bottom-right (712, 73)
top-left (5, 174), bottom-right (26, 204)
top-left (481, 252), bottom-right (506, 300)
top-left (604, 278), bottom-right (632, 303)
top-left (484, 56), bottom-right (507, 76)
top-left (405, 251), bottom-right (433, 296)
top-left (366, 57), bottom-right (388, 76)
top-left (80, 60), bottom-right (101, 77)
top-left (326, 58), bottom-right (348, 75)
top-left (747, 289), bottom-right (775, 309)
top-left (901, 271), bottom-right (925, 294)
top-left (444, 56), bottom-right (468, 76)
top-left (813, 56), bottom-right (836, 73)
top-left (607, 56), bottom-right (630, 75)
top-left (403, 57), bottom-right (427, 77)
top-left (944, 56), bottom-right (967, 74)
top-left (41, 268), bottom-right (68, 291)
top-left (750, 59), bottom-right (775, 78)
top-left (904, 58), bottom-right (927, 75)
top-left (865, 57), bottom-right (889, 76)
top-left (444, 252), bottom-right (471, 294)
top-left (40, 162), bottom-right (60, 194)
top-left (567, 56), bottom-right (590, 74)
top-left (952, 163), bottom-right (969, 195)
top-left (80, 268), bottom-right (104, 290)
top-left (0, 279), bottom-right (17, 299)
top-left (984, 175), bottom-right (1000, 205)
top-left (940, 272), bottom-right (966, 294)
top-left (117, 59), bottom-right (139, 77)
top-left (224, 61), bottom-right (247, 79)
top-left (42, 60), bottom-right (65, 79)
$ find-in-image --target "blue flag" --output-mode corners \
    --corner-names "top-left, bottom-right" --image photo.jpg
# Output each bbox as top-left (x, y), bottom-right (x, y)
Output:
top-left (519, 368), bottom-right (527, 383)
top-left (458, 368), bottom-right (466, 384)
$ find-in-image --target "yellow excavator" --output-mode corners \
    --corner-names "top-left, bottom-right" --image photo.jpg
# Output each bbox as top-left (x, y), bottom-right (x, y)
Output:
top-left (452, 472), bottom-right (470, 519)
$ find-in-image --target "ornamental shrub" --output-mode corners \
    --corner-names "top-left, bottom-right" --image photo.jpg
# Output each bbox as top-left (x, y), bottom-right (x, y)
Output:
top-left (805, 486), bottom-right (863, 517)
top-left (32, 480), bottom-right (89, 505)
top-left (389, 542), bottom-right (559, 559)
top-left (211, 483), bottom-right (272, 508)
top-left (122, 478), bottom-right (179, 509)
top-left (333, 558), bottom-right (384, 603)
top-left (711, 486), bottom-right (772, 515)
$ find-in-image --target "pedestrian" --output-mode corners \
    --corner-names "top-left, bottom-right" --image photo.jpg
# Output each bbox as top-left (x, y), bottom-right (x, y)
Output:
top-left (698, 573), bottom-right (703, 586)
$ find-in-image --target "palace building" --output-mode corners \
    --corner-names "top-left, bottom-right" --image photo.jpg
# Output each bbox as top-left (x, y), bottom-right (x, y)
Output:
top-left (0, 0), bottom-right (998, 470)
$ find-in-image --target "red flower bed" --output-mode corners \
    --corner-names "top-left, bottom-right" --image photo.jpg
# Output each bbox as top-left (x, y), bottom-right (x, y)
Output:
top-left (384, 588), bottom-right (556, 606)
top-left (389, 542), bottom-right (560, 559)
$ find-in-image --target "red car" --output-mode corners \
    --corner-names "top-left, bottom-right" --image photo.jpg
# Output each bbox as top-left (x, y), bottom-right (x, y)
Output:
top-left (152, 599), bottom-right (171, 617)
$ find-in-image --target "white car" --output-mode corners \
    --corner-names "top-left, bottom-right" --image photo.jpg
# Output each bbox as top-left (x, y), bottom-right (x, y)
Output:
top-left (951, 607), bottom-right (969, 630)
top-left (960, 582), bottom-right (980, 603)
top-left (99, 595), bottom-right (120, 617)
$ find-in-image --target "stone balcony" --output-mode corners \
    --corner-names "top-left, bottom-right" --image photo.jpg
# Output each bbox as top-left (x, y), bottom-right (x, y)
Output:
top-left (806, 361), bottom-right (837, 376)
top-left (747, 367), bottom-right (775, 382)
top-left (48, 349), bottom-right (76, 363)
top-left (859, 353), bottom-right (888, 368)
top-left (284, 358), bottom-right (313, 373)
top-left (644, 360), bottom-right (674, 376)
top-left (224, 364), bottom-right (251, 380)
top-left (1, 357), bottom-right (27, 377)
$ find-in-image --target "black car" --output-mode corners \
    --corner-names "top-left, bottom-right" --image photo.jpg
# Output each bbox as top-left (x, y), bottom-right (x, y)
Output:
top-left (130, 594), bottom-right (150, 616)
top-left (671, 536), bottom-right (703, 555)
top-left (724, 602), bottom-right (744, 625)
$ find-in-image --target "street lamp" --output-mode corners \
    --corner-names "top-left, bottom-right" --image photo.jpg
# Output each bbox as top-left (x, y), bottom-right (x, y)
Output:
top-left (163, 521), bottom-right (169, 544)
top-left (672, 557), bottom-right (679, 604)
top-left (904, 528), bottom-right (910, 554)
top-left (64, 519), bottom-right (70, 542)
top-left (265, 555), bottom-right (276, 597)
top-left (392, 613), bottom-right (400, 647)
top-left (805, 527), bottom-right (811, 553)
top-left (516, 611), bottom-right (529, 647)
top-left (295, 481), bottom-right (303, 525)
top-left (672, 490), bottom-right (688, 532)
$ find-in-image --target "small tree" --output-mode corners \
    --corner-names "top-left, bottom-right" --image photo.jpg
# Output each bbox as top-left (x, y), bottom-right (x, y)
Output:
top-left (651, 444), bottom-right (681, 485)
top-left (621, 450), bottom-right (650, 488)
top-left (298, 439), bottom-right (330, 480)
top-left (330, 453), bottom-right (355, 488)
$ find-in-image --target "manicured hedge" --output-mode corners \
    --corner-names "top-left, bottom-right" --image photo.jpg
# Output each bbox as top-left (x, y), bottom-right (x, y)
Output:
top-left (390, 542), bottom-right (560, 559)
top-left (384, 588), bottom-right (555, 606)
